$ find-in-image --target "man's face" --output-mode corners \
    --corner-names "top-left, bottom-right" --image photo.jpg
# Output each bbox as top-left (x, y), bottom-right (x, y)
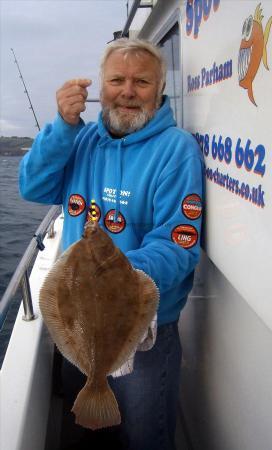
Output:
top-left (100, 49), bottom-right (162, 136)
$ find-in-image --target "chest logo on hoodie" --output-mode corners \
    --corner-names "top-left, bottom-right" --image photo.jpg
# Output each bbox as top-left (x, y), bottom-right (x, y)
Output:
top-left (104, 210), bottom-right (126, 234)
top-left (68, 194), bottom-right (86, 217)
top-left (171, 224), bottom-right (198, 249)
top-left (182, 194), bottom-right (202, 220)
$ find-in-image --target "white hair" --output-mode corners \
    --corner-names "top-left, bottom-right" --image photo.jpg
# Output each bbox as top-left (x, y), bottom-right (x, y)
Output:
top-left (99, 37), bottom-right (166, 93)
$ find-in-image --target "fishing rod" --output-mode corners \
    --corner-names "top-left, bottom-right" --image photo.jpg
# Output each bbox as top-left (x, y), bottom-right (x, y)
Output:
top-left (11, 48), bottom-right (41, 131)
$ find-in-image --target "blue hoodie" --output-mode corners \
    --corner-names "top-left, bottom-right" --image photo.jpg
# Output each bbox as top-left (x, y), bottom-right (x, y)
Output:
top-left (19, 96), bottom-right (204, 325)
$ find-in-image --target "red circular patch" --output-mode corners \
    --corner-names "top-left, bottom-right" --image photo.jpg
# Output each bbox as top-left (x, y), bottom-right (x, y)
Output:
top-left (68, 194), bottom-right (86, 217)
top-left (182, 194), bottom-right (202, 220)
top-left (104, 210), bottom-right (126, 234)
top-left (171, 224), bottom-right (198, 249)
top-left (86, 203), bottom-right (101, 223)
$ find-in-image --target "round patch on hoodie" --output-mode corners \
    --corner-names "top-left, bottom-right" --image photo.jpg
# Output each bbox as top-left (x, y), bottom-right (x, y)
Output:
top-left (68, 194), bottom-right (86, 217)
top-left (182, 194), bottom-right (202, 220)
top-left (104, 210), bottom-right (126, 234)
top-left (171, 224), bottom-right (198, 249)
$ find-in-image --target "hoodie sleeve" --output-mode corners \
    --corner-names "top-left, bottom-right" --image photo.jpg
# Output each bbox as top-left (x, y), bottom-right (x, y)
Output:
top-left (126, 151), bottom-right (204, 297)
top-left (19, 114), bottom-right (85, 204)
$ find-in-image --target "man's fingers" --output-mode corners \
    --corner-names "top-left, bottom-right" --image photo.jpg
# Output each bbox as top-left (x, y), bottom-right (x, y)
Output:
top-left (57, 82), bottom-right (90, 103)
top-left (56, 78), bottom-right (91, 125)
top-left (65, 94), bottom-right (88, 105)
top-left (62, 78), bottom-right (92, 89)
top-left (65, 101), bottom-right (86, 114)
top-left (61, 86), bottom-right (89, 100)
top-left (59, 100), bottom-right (86, 117)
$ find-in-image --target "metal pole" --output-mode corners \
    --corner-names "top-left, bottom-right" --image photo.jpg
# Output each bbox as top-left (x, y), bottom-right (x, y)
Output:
top-left (121, 0), bottom-right (141, 37)
top-left (0, 205), bottom-right (61, 328)
top-left (85, 99), bottom-right (100, 103)
top-left (121, 0), bottom-right (153, 37)
top-left (21, 272), bottom-right (36, 321)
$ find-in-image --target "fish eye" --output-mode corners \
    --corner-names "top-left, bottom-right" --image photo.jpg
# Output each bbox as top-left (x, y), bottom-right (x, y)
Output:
top-left (245, 16), bottom-right (253, 40)
top-left (242, 16), bottom-right (253, 41)
top-left (242, 19), bottom-right (248, 38)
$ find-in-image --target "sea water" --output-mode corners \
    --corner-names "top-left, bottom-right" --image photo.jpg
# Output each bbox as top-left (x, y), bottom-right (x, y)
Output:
top-left (0, 155), bottom-right (50, 365)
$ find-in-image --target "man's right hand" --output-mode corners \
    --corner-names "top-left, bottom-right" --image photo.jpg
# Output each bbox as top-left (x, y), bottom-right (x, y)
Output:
top-left (56, 78), bottom-right (92, 125)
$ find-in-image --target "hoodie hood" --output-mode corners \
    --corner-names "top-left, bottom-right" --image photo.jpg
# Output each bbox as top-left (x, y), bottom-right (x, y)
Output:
top-left (96, 95), bottom-right (176, 145)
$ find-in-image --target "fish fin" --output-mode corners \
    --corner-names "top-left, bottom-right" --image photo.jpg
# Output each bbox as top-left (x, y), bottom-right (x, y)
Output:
top-left (247, 83), bottom-right (257, 106)
top-left (111, 353), bottom-right (135, 377)
top-left (72, 378), bottom-right (121, 430)
top-left (263, 16), bottom-right (272, 70)
top-left (135, 269), bottom-right (160, 307)
top-left (108, 269), bottom-right (159, 374)
top-left (40, 292), bottom-right (88, 373)
top-left (39, 258), bottom-right (89, 374)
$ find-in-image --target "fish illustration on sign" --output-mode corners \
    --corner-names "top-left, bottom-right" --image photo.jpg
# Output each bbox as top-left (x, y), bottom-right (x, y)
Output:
top-left (238, 3), bottom-right (272, 106)
top-left (39, 220), bottom-right (159, 429)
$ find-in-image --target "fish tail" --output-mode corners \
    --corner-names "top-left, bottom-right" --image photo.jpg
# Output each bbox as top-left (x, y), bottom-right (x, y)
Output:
top-left (72, 378), bottom-right (121, 430)
top-left (263, 16), bottom-right (272, 70)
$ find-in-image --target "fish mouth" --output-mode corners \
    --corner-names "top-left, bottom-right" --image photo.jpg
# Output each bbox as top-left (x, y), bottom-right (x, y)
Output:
top-left (238, 47), bottom-right (252, 82)
top-left (84, 220), bottom-right (98, 237)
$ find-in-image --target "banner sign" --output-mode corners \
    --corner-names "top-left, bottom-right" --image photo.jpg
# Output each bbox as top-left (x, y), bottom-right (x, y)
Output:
top-left (182, 0), bottom-right (272, 329)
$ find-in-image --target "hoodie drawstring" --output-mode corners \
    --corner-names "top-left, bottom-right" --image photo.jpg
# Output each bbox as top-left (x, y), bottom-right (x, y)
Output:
top-left (89, 139), bottom-right (98, 211)
top-left (114, 138), bottom-right (124, 222)
top-left (88, 136), bottom-right (124, 224)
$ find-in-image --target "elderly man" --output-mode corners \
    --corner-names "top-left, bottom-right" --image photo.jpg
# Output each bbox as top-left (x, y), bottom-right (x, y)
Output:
top-left (19, 38), bottom-right (204, 450)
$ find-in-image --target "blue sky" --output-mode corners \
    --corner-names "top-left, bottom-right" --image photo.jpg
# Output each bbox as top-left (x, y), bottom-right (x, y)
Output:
top-left (0, 0), bottom-right (128, 137)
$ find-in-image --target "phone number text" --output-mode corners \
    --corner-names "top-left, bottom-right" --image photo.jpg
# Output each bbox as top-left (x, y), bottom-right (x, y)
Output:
top-left (194, 132), bottom-right (266, 177)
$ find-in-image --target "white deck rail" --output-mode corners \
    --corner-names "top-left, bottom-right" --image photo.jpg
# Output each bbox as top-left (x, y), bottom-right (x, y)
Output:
top-left (0, 209), bottom-right (63, 450)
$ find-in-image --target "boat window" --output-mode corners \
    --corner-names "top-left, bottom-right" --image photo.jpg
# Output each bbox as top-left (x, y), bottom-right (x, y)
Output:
top-left (159, 22), bottom-right (181, 126)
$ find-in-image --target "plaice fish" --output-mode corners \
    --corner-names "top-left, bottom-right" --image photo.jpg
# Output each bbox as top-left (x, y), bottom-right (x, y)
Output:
top-left (39, 220), bottom-right (159, 430)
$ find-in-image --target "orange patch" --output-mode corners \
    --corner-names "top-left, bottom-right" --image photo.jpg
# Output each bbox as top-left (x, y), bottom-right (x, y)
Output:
top-left (104, 210), bottom-right (126, 234)
top-left (171, 224), bottom-right (198, 249)
top-left (182, 194), bottom-right (202, 220)
top-left (68, 194), bottom-right (86, 217)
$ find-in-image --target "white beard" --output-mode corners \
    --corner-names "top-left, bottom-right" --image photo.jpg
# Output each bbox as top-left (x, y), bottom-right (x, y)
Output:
top-left (102, 105), bottom-right (155, 136)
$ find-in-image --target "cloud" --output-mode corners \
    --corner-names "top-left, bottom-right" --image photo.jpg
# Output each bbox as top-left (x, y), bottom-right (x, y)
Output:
top-left (0, 0), bottom-right (127, 137)
top-left (0, 118), bottom-right (25, 135)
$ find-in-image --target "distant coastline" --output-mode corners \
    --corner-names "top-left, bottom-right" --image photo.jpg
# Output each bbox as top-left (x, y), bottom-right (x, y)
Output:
top-left (0, 136), bottom-right (33, 156)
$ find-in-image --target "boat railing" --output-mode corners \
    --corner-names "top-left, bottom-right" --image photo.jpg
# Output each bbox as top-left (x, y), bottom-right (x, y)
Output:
top-left (0, 205), bottom-right (62, 330)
